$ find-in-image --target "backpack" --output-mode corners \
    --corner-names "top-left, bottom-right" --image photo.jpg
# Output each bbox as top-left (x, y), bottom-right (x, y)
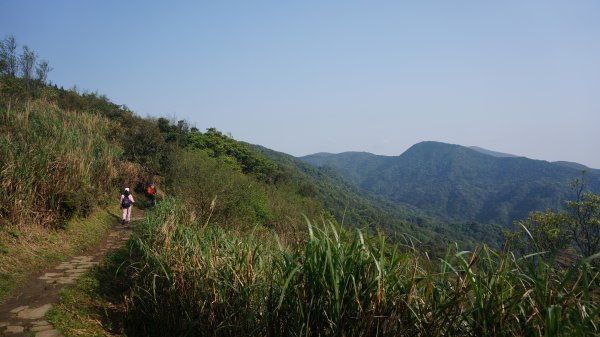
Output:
top-left (147, 185), bottom-right (155, 196)
top-left (121, 195), bottom-right (132, 208)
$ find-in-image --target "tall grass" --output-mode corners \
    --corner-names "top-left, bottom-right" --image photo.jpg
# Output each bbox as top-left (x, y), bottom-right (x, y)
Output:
top-left (125, 198), bottom-right (275, 335)
top-left (125, 200), bottom-right (599, 336)
top-left (0, 99), bottom-right (122, 228)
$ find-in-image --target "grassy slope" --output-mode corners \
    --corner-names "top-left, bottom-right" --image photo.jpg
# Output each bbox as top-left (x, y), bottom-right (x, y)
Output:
top-left (0, 207), bottom-right (118, 303)
top-left (0, 99), bottom-right (122, 229)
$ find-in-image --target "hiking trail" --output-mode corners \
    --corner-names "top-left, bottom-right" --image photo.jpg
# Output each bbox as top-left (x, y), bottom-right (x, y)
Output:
top-left (0, 211), bottom-right (144, 337)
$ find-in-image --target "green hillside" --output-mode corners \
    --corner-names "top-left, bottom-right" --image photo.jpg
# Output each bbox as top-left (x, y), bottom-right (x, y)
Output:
top-left (249, 144), bottom-right (505, 250)
top-left (301, 141), bottom-right (600, 226)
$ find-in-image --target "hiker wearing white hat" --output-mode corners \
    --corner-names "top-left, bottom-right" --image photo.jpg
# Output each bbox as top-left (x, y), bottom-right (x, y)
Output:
top-left (120, 187), bottom-right (135, 224)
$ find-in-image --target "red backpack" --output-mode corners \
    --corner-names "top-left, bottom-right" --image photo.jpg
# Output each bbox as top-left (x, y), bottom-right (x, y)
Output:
top-left (147, 185), bottom-right (155, 196)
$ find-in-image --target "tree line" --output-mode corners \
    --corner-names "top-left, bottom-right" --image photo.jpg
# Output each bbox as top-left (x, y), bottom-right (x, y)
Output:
top-left (0, 35), bottom-right (52, 98)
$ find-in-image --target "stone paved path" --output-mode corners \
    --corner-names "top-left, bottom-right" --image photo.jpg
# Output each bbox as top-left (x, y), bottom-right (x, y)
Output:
top-left (0, 219), bottom-right (136, 337)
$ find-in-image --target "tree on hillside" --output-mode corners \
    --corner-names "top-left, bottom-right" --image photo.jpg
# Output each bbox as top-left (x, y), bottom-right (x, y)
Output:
top-left (35, 59), bottom-right (52, 84)
top-left (509, 174), bottom-right (600, 261)
top-left (0, 35), bottom-right (18, 77)
top-left (186, 127), bottom-right (278, 182)
top-left (568, 176), bottom-right (600, 258)
top-left (0, 35), bottom-right (52, 99)
top-left (509, 209), bottom-right (571, 259)
top-left (19, 45), bottom-right (37, 92)
top-left (122, 116), bottom-right (165, 174)
top-left (156, 117), bottom-right (190, 148)
top-left (19, 46), bottom-right (36, 81)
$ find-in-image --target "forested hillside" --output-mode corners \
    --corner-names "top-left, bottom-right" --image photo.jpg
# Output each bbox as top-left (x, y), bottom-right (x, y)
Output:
top-left (250, 144), bottom-right (505, 250)
top-left (301, 141), bottom-right (600, 226)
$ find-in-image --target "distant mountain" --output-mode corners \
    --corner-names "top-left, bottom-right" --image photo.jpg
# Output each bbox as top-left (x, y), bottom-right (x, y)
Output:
top-left (300, 141), bottom-right (600, 226)
top-left (306, 152), bottom-right (336, 157)
top-left (299, 151), bottom-right (391, 184)
top-left (469, 146), bottom-right (518, 158)
top-left (249, 144), bottom-right (505, 249)
top-left (552, 161), bottom-right (599, 173)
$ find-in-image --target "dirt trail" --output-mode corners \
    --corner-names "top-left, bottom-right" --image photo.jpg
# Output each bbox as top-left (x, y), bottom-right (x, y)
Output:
top-left (0, 212), bottom-right (144, 337)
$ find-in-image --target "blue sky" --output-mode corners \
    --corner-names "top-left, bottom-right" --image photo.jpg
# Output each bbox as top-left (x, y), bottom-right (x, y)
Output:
top-left (2, 1), bottom-right (599, 168)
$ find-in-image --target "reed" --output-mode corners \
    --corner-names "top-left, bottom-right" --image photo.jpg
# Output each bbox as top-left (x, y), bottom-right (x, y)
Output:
top-left (125, 198), bottom-right (275, 335)
top-left (0, 99), bottom-right (122, 229)
top-left (124, 200), bottom-right (599, 336)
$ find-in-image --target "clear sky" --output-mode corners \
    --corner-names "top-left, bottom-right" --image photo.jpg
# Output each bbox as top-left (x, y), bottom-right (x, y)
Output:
top-left (2, 1), bottom-right (599, 168)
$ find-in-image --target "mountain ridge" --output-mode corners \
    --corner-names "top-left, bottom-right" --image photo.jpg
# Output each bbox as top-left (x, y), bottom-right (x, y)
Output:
top-left (469, 146), bottom-right (518, 158)
top-left (248, 142), bottom-right (505, 249)
top-left (300, 141), bottom-right (600, 226)
top-left (303, 141), bottom-right (598, 171)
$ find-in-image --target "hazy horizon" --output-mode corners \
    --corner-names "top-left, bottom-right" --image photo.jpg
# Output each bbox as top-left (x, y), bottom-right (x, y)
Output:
top-left (2, 1), bottom-right (599, 168)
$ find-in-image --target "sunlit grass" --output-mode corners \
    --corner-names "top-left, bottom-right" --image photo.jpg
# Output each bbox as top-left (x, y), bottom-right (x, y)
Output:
top-left (122, 200), bottom-right (599, 336)
top-left (0, 99), bottom-right (121, 229)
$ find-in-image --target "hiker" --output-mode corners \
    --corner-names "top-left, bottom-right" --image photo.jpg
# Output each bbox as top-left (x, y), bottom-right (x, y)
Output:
top-left (120, 187), bottom-right (135, 224)
top-left (146, 181), bottom-right (156, 207)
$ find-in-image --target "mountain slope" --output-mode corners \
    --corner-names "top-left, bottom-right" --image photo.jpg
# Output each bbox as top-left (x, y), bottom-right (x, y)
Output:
top-left (301, 141), bottom-right (600, 226)
top-left (298, 151), bottom-right (393, 185)
top-left (469, 146), bottom-right (518, 158)
top-left (250, 144), bottom-right (505, 249)
top-left (552, 161), bottom-right (600, 173)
